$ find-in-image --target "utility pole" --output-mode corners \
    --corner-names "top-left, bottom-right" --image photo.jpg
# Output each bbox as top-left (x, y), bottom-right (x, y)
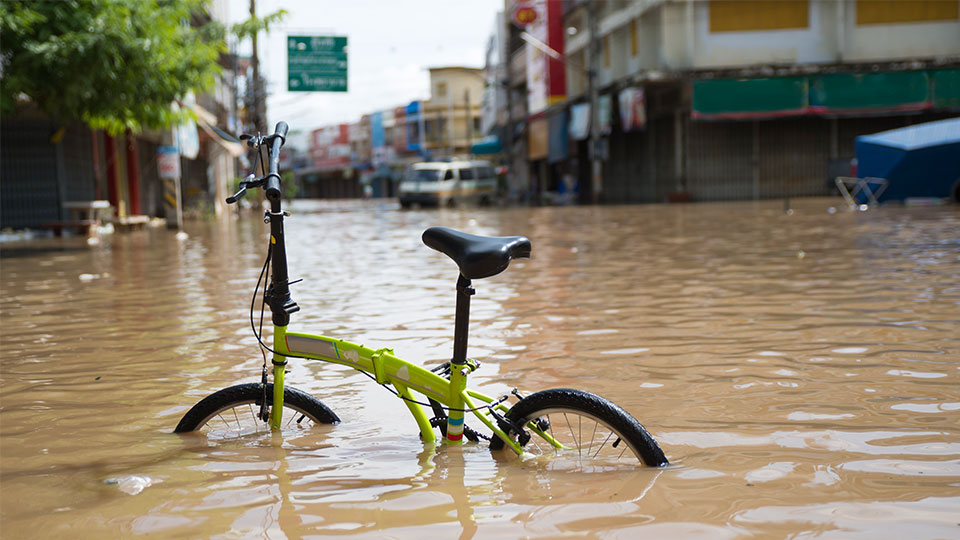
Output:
top-left (587, 0), bottom-right (602, 204)
top-left (464, 88), bottom-right (472, 149)
top-left (250, 0), bottom-right (266, 134)
top-left (448, 95), bottom-right (455, 155)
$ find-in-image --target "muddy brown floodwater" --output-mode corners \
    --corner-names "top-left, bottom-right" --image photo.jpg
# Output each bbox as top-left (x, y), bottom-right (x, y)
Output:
top-left (1, 198), bottom-right (958, 539)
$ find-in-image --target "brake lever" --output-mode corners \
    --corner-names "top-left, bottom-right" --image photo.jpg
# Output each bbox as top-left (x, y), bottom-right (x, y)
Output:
top-left (226, 173), bottom-right (258, 204)
top-left (226, 186), bottom-right (247, 204)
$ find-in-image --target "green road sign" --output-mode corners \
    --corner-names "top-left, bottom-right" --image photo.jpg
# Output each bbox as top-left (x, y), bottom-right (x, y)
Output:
top-left (287, 35), bottom-right (347, 92)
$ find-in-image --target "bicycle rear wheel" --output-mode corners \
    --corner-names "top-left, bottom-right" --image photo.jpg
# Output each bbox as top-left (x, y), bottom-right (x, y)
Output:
top-left (489, 388), bottom-right (668, 468)
top-left (174, 383), bottom-right (339, 439)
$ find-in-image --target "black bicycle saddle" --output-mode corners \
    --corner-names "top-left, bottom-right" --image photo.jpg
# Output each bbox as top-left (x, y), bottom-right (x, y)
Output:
top-left (422, 226), bottom-right (531, 280)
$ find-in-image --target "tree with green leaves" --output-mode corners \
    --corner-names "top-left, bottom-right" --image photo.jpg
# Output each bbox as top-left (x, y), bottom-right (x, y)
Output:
top-left (0, 0), bottom-right (225, 134)
top-left (232, 4), bottom-right (287, 133)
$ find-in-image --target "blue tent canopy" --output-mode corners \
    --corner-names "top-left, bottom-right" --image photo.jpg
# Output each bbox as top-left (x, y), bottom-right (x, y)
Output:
top-left (855, 118), bottom-right (960, 202)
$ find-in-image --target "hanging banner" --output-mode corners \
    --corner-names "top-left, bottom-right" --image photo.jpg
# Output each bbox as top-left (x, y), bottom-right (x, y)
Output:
top-left (597, 94), bottom-right (612, 135)
top-left (547, 111), bottom-right (568, 164)
top-left (569, 103), bottom-right (591, 140)
top-left (528, 117), bottom-right (548, 160)
top-left (525, 0), bottom-right (565, 115)
top-left (618, 87), bottom-right (647, 131)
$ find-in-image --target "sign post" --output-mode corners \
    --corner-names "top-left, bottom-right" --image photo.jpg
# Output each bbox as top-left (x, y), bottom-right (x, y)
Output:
top-left (157, 146), bottom-right (183, 230)
top-left (287, 35), bottom-right (348, 92)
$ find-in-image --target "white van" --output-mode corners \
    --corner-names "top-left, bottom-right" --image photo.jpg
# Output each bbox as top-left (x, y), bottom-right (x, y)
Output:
top-left (398, 160), bottom-right (497, 208)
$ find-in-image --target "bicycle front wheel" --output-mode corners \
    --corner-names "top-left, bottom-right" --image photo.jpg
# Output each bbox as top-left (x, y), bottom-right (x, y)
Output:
top-left (174, 383), bottom-right (339, 439)
top-left (489, 388), bottom-right (668, 468)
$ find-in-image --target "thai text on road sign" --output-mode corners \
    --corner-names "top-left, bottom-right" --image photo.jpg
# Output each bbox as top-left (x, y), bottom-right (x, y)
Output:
top-left (288, 35), bottom-right (348, 92)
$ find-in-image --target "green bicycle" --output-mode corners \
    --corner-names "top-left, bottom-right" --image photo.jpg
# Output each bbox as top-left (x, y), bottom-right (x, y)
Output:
top-left (175, 122), bottom-right (668, 468)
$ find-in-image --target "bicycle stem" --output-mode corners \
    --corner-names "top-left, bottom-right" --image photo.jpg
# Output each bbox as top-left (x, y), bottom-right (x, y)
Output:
top-left (261, 122), bottom-right (296, 431)
top-left (265, 211), bottom-right (300, 327)
top-left (267, 209), bottom-right (292, 431)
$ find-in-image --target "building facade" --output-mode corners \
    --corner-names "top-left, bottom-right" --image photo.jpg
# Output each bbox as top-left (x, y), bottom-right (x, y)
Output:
top-left (298, 67), bottom-right (485, 200)
top-left (498, 0), bottom-right (960, 204)
top-left (417, 67), bottom-right (486, 159)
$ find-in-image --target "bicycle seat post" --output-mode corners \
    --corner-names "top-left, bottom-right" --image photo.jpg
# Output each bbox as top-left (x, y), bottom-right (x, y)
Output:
top-left (446, 274), bottom-right (474, 444)
top-left (452, 274), bottom-right (474, 367)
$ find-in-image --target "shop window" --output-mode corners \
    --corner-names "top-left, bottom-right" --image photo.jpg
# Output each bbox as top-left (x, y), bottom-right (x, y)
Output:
top-left (709, 0), bottom-right (809, 33)
top-left (856, 0), bottom-right (958, 25)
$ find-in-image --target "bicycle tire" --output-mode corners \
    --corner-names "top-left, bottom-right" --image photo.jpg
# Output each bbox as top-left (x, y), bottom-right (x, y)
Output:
top-left (174, 383), bottom-right (339, 437)
top-left (489, 388), bottom-right (668, 467)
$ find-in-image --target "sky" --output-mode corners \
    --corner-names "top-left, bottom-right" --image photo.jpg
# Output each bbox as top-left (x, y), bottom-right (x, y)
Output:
top-left (227, 0), bottom-right (503, 140)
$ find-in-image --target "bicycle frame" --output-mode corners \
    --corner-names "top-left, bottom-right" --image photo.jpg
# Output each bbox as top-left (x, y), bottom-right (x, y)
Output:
top-left (270, 325), bottom-right (536, 453)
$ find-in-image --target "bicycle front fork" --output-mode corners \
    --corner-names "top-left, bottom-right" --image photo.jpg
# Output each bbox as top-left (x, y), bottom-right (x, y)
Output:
top-left (270, 356), bottom-right (287, 430)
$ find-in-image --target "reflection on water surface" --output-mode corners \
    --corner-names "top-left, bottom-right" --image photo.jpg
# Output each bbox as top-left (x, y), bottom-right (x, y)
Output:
top-left (1, 198), bottom-right (958, 538)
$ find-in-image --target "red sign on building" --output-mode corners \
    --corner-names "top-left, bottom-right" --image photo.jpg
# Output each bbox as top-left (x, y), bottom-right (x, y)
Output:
top-left (310, 124), bottom-right (351, 170)
top-left (512, 2), bottom-right (537, 26)
top-left (526, 0), bottom-right (565, 114)
top-left (393, 106), bottom-right (407, 152)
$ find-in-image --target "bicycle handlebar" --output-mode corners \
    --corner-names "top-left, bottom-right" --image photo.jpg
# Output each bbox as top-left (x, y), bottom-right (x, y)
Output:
top-left (265, 122), bottom-right (288, 204)
top-left (225, 122), bottom-right (289, 206)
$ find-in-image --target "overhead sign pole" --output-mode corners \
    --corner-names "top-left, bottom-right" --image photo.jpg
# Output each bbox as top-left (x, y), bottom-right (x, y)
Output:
top-left (288, 35), bottom-right (348, 92)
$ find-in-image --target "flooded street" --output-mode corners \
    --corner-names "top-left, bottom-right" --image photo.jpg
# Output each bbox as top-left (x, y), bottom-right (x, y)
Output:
top-left (2, 198), bottom-right (958, 538)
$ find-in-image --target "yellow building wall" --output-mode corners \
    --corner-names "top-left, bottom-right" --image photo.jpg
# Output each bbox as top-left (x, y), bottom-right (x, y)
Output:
top-left (709, 0), bottom-right (809, 33)
top-left (856, 0), bottom-right (959, 25)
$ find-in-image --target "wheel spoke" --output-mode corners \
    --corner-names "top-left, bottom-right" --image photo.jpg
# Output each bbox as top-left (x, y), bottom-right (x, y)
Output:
top-left (232, 407), bottom-right (242, 430)
top-left (588, 420), bottom-right (599, 457)
top-left (248, 404), bottom-right (260, 432)
top-left (577, 415), bottom-right (583, 458)
top-left (547, 415), bottom-right (559, 455)
top-left (593, 431), bottom-right (615, 458)
top-left (563, 413), bottom-right (579, 456)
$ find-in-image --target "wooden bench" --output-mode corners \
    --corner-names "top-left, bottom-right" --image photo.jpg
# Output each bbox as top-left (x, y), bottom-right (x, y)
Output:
top-left (41, 201), bottom-right (111, 236)
top-left (40, 220), bottom-right (100, 236)
top-left (111, 214), bottom-right (151, 231)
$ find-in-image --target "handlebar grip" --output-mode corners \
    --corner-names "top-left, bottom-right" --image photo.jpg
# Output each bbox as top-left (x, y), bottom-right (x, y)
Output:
top-left (274, 121), bottom-right (288, 141)
top-left (265, 174), bottom-right (282, 202)
top-left (265, 122), bottom-right (287, 204)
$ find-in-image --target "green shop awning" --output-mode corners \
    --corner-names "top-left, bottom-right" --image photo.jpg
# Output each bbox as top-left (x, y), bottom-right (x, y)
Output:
top-left (470, 136), bottom-right (501, 155)
top-left (810, 71), bottom-right (930, 114)
top-left (692, 77), bottom-right (808, 120)
top-left (933, 69), bottom-right (960, 109)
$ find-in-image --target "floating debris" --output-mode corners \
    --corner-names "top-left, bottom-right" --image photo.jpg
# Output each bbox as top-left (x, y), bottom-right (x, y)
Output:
top-left (104, 475), bottom-right (155, 495)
